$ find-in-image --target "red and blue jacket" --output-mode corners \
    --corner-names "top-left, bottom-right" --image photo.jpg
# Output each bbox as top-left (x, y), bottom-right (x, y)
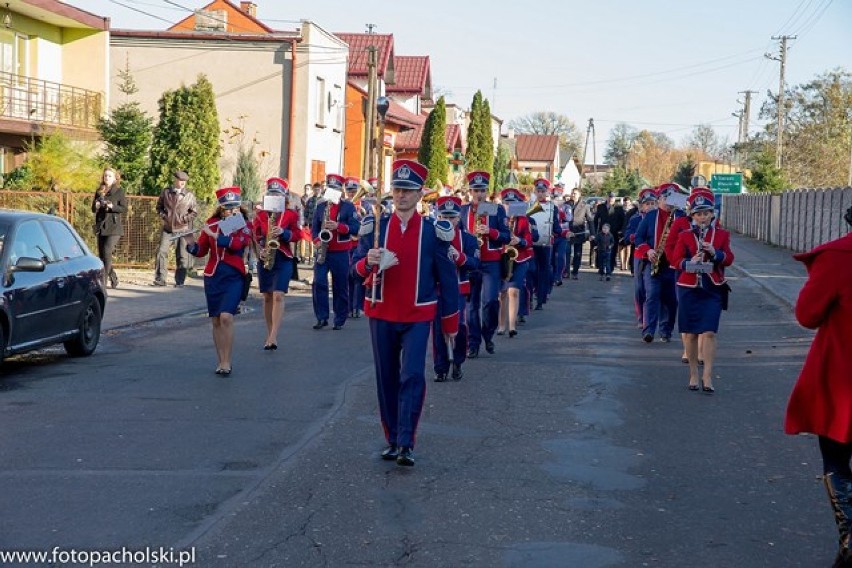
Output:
top-left (670, 223), bottom-right (734, 287)
top-left (510, 215), bottom-right (535, 263)
top-left (311, 200), bottom-right (359, 253)
top-left (253, 209), bottom-right (301, 259)
top-left (460, 202), bottom-right (510, 262)
top-left (352, 213), bottom-right (460, 335)
top-left (450, 226), bottom-right (480, 296)
top-left (187, 215), bottom-right (252, 277)
top-left (634, 208), bottom-right (685, 262)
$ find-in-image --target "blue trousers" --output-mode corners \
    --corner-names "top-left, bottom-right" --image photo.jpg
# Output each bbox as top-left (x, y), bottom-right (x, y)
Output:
top-left (432, 295), bottom-right (467, 374)
top-left (369, 319), bottom-right (431, 449)
top-left (640, 263), bottom-right (677, 338)
top-left (552, 239), bottom-right (568, 283)
top-left (312, 250), bottom-right (349, 327)
top-left (532, 245), bottom-right (552, 306)
top-left (347, 249), bottom-right (364, 313)
top-left (633, 258), bottom-right (646, 326)
top-left (467, 261), bottom-right (501, 349)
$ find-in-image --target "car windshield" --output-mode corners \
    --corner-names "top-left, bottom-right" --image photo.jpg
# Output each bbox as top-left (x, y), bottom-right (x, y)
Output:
top-left (0, 223), bottom-right (8, 258)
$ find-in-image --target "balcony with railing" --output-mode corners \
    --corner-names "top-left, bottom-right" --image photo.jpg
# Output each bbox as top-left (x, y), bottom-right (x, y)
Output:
top-left (0, 71), bottom-right (102, 130)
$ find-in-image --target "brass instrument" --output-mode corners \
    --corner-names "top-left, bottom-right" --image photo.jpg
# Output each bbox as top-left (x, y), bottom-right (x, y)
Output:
top-left (263, 212), bottom-right (281, 270)
top-left (168, 220), bottom-right (221, 241)
top-left (526, 202), bottom-right (544, 216)
top-left (650, 208), bottom-right (676, 276)
top-left (316, 200), bottom-right (333, 265)
top-left (503, 216), bottom-right (519, 281)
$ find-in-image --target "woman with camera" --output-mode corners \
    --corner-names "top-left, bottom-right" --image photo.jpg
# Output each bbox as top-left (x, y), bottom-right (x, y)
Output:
top-left (91, 167), bottom-right (127, 289)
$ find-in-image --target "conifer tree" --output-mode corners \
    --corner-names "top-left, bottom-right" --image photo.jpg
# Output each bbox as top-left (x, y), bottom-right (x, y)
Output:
top-left (465, 91), bottom-right (495, 190)
top-left (98, 59), bottom-right (153, 194)
top-left (421, 97), bottom-right (448, 188)
top-left (145, 74), bottom-right (221, 201)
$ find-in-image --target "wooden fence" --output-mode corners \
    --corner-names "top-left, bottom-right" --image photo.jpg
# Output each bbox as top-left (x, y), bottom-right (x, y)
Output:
top-left (721, 187), bottom-right (852, 252)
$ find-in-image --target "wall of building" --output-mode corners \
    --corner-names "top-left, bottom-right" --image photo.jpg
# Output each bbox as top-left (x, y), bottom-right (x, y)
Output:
top-left (291, 21), bottom-right (348, 191)
top-left (110, 37), bottom-right (292, 188)
top-left (62, 28), bottom-right (109, 100)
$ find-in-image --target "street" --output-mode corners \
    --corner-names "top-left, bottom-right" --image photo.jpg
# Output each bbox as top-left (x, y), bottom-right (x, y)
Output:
top-left (0, 245), bottom-right (832, 567)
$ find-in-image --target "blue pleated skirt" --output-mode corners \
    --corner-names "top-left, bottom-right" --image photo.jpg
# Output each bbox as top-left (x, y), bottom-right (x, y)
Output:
top-left (677, 278), bottom-right (722, 334)
top-left (502, 259), bottom-right (529, 291)
top-left (204, 263), bottom-right (243, 317)
top-left (257, 252), bottom-right (294, 293)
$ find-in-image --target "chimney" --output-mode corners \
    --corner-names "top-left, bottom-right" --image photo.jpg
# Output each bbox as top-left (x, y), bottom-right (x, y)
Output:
top-left (507, 127), bottom-right (515, 139)
top-left (240, 2), bottom-right (257, 18)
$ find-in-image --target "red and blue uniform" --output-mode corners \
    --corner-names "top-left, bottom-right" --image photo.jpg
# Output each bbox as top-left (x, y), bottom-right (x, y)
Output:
top-left (187, 214), bottom-right (252, 317)
top-left (353, 209), bottom-right (460, 450)
top-left (311, 180), bottom-right (359, 328)
top-left (460, 183), bottom-right (509, 354)
top-left (634, 190), bottom-right (685, 341)
top-left (254, 208), bottom-right (301, 293)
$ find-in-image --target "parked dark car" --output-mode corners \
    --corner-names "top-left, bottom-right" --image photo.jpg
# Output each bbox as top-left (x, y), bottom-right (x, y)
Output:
top-left (0, 210), bottom-right (106, 364)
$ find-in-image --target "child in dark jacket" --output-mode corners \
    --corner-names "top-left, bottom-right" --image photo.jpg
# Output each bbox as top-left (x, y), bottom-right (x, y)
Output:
top-left (596, 223), bottom-right (615, 281)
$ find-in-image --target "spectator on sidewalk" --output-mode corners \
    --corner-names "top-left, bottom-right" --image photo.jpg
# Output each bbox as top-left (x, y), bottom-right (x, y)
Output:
top-left (154, 170), bottom-right (198, 287)
top-left (301, 183), bottom-right (322, 264)
top-left (785, 205), bottom-right (852, 568)
top-left (595, 223), bottom-right (615, 281)
top-left (91, 167), bottom-right (126, 289)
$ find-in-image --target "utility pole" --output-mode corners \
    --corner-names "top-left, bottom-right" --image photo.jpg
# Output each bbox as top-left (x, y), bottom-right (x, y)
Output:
top-left (365, 23), bottom-right (376, 33)
top-left (765, 35), bottom-right (795, 168)
top-left (580, 118), bottom-right (596, 190)
top-left (739, 90), bottom-right (756, 141)
top-left (731, 110), bottom-right (743, 165)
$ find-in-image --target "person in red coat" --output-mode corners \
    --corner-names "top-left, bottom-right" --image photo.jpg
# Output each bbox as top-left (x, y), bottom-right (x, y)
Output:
top-left (185, 187), bottom-right (253, 375)
top-left (785, 206), bottom-right (852, 568)
top-left (669, 192), bottom-right (733, 393)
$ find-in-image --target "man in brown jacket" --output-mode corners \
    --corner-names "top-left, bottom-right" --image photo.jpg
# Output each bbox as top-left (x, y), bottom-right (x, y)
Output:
top-left (154, 170), bottom-right (198, 287)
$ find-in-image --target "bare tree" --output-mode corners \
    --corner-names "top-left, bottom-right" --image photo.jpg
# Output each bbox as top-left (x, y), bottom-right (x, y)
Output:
top-left (684, 124), bottom-right (721, 159)
top-left (508, 111), bottom-right (583, 156)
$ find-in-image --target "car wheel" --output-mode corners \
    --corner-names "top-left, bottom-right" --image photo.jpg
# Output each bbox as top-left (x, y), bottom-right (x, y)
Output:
top-left (64, 297), bottom-right (102, 357)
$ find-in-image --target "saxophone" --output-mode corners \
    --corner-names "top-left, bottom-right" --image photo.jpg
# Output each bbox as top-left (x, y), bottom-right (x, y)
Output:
top-left (503, 216), bottom-right (519, 281)
top-left (315, 201), bottom-right (332, 265)
top-left (650, 208), bottom-right (675, 276)
top-left (263, 211), bottom-right (280, 270)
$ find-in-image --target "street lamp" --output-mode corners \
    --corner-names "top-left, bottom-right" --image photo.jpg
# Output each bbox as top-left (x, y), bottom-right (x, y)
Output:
top-left (375, 96), bottom-right (390, 194)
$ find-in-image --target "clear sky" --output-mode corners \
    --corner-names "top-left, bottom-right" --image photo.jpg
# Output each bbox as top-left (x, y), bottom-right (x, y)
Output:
top-left (72, 0), bottom-right (851, 162)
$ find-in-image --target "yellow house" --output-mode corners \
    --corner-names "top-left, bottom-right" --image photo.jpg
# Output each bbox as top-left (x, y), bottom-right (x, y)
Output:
top-left (0, 2), bottom-right (109, 174)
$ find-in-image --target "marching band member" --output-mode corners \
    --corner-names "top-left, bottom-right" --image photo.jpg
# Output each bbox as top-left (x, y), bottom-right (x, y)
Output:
top-left (254, 177), bottom-right (301, 351)
top-left (528, 178), bottom-right (562, 310)
top-left (345, 177), bottom-right (366, 319)
top-left (311, 173), bottom-right (359, 331)
top-left (497, 188), bottom-right (535, 338)
top-left (352, 159), bottom-right (460, 467)
top-left (461, 171), bottom-right (509, 358)
top-left (624, 188), bottom-right (657, 328)
top-left (185, 187), bottom-right (253, 375)
top-left (432, 196), bottom-right (479, 382)
top-left (552, 182), bottom-right (572, 287)
top-left (670, 192), bottom-right (734, 392)
top-left (666, 186), bottom-right (716, 365)
top-left (634, 183), bottom-right (685, 343)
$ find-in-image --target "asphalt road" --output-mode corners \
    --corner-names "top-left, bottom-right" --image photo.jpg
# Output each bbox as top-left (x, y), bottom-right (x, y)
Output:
top-left (0, 264), bottom-right (832, 567)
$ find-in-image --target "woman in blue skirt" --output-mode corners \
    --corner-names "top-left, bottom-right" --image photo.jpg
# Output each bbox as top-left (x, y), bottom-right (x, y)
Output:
top-left (497, 188), bottom-right (536, 338)
top-left (670, 192), bottom-right (734, 393)
top-left (254, 178), bottom-right (302, 350)
top-left (186, 187), bottom-right (253, 375)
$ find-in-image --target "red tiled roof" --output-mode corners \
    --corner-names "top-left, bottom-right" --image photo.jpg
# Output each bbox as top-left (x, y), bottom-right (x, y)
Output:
top-left (335, 33), bottom-right (394, 77)
top-left (445, 123), bottom-right (463, 152)
top-left (387, 100), bottom-right (424, 131)
top-left (386, 55), bottom-right (429, 94)
top-left (169, 0), bottom-right (274, 33)
top-left (516, 134), bottom-right (559, 162)
top-left (396, 117), bottom-right (463, 154)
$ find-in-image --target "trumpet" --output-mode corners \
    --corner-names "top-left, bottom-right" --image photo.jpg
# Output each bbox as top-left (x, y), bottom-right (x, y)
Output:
top-left (168, 221), bottom-right (220, 241)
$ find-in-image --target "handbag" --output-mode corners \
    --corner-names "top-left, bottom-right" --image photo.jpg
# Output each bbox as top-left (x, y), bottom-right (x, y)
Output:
top-left (241, 272), bottom-right (253, 301)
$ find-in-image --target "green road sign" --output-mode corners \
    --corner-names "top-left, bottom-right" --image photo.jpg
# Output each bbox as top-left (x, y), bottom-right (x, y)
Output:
top-left (710, 173), bottom-right (743, 194)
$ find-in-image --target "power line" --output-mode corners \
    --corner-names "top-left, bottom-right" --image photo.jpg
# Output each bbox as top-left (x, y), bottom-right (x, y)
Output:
top-left (792, 0), bottom-right (833, 38)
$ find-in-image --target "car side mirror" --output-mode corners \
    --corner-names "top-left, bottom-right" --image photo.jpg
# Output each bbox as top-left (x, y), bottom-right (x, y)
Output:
top-left (11, 256), bottom-right (46, 273)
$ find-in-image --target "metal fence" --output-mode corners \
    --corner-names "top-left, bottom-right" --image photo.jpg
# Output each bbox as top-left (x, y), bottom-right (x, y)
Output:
top-left (0, 191), bottom-right (216, 268)
top-left (721, 187), bottom-right (852, 252)
top-left (0, 71), bottom-right (103, 130)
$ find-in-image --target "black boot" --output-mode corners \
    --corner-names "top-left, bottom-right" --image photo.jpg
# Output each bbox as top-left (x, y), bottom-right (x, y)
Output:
top-left (824, 473), bottom-right (852, 567)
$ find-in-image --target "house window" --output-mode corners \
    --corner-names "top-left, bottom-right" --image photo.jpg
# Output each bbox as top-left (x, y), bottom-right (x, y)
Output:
top-left (315, 77), bottom-right (326, 128)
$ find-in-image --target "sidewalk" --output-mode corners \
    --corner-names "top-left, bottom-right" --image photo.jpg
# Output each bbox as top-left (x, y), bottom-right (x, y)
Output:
top-left (101, 266), bottom-right (313, 331)
top-left (101, 236), bottom-right (809, 331)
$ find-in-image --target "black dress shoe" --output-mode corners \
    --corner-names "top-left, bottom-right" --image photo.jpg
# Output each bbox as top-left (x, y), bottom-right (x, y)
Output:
top-left (263, 343), bottom-right (278, 351)
top-left (312, 320), bottom-right (328, 330)
top-left (496, 330), bottom-right (505, 336)
top-left (332, 324), bottom-right (343, 330)
top-left (534, 304), bottom-right (543, 311)
top-left (467, 348), bottom-right (479, 359)
top-left (485, 340), bottom-right (495, 354)
top-left (659, 336), bottom-right (671, 343)
top-left (434, 372), bottom-right (448, 382)
top-left (571, 274), bottom-right (579, 280)
top-left (508, 330), bottom-right (517, 338)
top-left (396, 447), bottom-right (414, 466)
top-left (518, 316), bottom-right (526, 324)
top-left (380, 445), bottom-right (399, 461)
top-left (451, 364), bottom-right (463, 381)
top-left (643, 334), bottom-right (654, 343)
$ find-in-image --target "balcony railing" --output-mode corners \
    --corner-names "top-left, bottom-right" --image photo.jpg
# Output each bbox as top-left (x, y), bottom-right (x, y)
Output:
top-left (0, 71), bottom-right (102, 130)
